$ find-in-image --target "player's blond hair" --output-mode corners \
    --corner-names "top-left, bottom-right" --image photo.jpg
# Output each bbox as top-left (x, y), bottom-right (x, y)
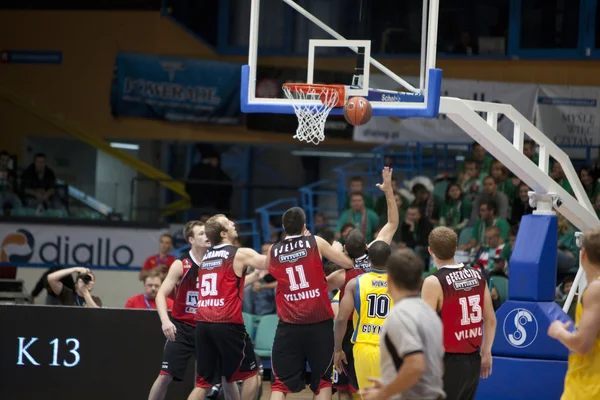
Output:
top-left (582, 227), bottom-right (600, 265)
top-left (428, 227), bottom-right (458, 260)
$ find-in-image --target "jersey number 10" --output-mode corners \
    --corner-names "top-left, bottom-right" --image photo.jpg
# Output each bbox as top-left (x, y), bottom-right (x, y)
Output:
top-left (459, 294), bottom-right (482, 326)
top-left (366, 294), bottom-right (390, 318)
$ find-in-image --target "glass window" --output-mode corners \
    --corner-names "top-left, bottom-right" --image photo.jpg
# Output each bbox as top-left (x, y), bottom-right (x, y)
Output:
top-left (230, 0), bottom-right (285, 48)
top-left (596, 1), bottom-right (600, 49)
top-left (519, 0), bottom-right (580, 49)
top-left (438, 0), bottom-right (509, 56)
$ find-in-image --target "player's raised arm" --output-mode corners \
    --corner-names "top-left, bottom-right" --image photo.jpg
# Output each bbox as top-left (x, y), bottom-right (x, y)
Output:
top-left (316, 235), bottom-right (354, 270)
top-left (234, 247), bottom-right (268, 274)
top-left (157, 259), bottom-right (183, 341)
top-left (549, 281), bottom-right (600, 354)
top-left (327, 269), bottom-right (347, 291)
top-left (334, 279), bottom-right (356, 372)
top-left (372, 167), bottom-right (399, 245)
top-left (421, 275), bottom-right (443, 313)
top-left (480, 282), bottom-right (497, 378)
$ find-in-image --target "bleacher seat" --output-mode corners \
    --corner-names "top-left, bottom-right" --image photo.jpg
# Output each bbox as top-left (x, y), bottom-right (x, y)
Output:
top-left (253, 314), bottom-right (278, 358)
top-left (242, 312), bottom-right (255, 340)
top-left (490, 276), bottom-right (509, 307)
top-left (458, 226), bottom-right (474, 246)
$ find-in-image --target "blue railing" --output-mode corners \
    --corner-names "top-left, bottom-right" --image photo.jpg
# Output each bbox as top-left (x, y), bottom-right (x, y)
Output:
top-left (299, 180), bottom-right (338, 233)
top-left (255, 198), bottom-right (299, 243)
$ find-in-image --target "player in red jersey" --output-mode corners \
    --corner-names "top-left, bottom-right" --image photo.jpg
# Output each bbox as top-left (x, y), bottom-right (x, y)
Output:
top-left (190, 214), bottom-right (268, 400)
top-left (149, 221), bottom-right (239, 400)
top-left (326, 167), bottom-right (398, 398)
top-left (422, 227), bottom-right (497, 400)
top-left (267, 206), bottom-right (354, 399)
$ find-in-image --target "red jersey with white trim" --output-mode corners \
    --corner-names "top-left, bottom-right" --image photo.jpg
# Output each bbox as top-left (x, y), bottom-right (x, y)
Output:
top-left (340, 253), bottom-right (372, 320)
top-left (171, 253), bottom-right (201, 326)
top-left (434, 264), bottom-right (486, 353)
top-left (194, 244), bottom-right (245, 324)
top-left (269, 235), bottom-right (333, 324)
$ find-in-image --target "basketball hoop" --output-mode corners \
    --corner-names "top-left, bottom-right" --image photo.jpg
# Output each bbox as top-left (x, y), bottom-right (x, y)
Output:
top-left (282, 83), bottom-right (345, 145)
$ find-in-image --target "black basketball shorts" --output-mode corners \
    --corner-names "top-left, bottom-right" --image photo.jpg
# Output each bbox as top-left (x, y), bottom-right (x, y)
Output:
top-left (333, 320), bottom-right (358, 393)
top-left (195, 321), bottom-right (258, 388)
top-left (160, 317), bottom-right (196, 381)
top-left (271, 319), bottom-right (334, 394)
top-left (443, 351), bottom-right (482, 400)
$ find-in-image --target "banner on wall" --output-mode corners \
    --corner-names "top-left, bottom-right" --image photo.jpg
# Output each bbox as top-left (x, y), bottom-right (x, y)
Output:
top-left (245, 66), bottom-right (355, 139)
top-left (353, 74), bottom-right (538, 143)
top-left (536, 85), bottom-right (600, 146)
top-left (0, 223), bottom-right (166, 268)
top-left (111, 52), bottom-right (241, 125)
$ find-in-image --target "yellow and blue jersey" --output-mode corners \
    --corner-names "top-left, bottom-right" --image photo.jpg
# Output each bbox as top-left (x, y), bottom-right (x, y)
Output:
top-left (352, 269), bottom-right (392, 345)
top-left (562, 277), bottom-right (600, 400)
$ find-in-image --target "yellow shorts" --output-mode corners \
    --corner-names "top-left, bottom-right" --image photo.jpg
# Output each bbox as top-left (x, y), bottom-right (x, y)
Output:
top-left (352, 343), bottom-right (380, 391)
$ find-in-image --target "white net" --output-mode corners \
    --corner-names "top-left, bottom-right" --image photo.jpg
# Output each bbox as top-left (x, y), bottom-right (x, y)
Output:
top-left (282, 84), bottom-right (341, 145)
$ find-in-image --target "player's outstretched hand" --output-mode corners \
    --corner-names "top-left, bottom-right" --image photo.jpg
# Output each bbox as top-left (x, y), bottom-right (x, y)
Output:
top-left (547, 320), bottom-right (572, 339)
top-left (376, 166), bottom-right (393, 193)
top-left (360, 377), bottom-right (385, 400)
top-left (332, 240), bottom-right (344, 253)
top-left (480, 351), bottom-right (493, 379)
top-left (333, 349), bottom-right (347, 373)
top-left (162, 320), bottom-right (177, 342)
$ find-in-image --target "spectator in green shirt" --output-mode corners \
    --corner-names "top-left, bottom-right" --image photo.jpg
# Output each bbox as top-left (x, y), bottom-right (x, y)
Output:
top-left (490, 160), bottom-right (517, 200)
top-left (550, 162), bottom-right (574, 196)
top-left (460, 159), bottom-right (486, 203)
top-left (457, 142), bottom-right (494, 178)
top-left (557, 214), bottom-right (579, 277)
top-left (336, 192), bottom-right (380, 242)
top-left (474, 226), bottom-right (512, 273)
top-left (579, 167), bottom-right (599, 204)
top-left (439, 183), bottom-right (471, 232)
top-left (343, 176), bottom-right (375, 210)
top-left (459, 200), bottom-right (510, 251)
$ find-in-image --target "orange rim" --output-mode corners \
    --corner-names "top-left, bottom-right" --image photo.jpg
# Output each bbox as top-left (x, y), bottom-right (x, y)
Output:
top-left (283, 83), bottom-right (346, 107)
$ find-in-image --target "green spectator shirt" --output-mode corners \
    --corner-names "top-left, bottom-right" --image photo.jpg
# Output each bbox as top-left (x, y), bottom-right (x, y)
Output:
top-left (336, 209), bottom-right (380, 242)
top-left (472, 217), bottom-right (510, 246)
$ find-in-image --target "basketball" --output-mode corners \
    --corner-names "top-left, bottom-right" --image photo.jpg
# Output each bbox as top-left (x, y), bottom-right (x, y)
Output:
top-left (344, 97), bottom-right (372, 126)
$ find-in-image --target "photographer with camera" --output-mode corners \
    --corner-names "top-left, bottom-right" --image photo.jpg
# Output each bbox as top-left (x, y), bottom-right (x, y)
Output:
top-left (47, 267), bottom-right (102, 308)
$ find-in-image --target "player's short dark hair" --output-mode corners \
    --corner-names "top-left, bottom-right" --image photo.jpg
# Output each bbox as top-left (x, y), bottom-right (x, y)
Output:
top-left (582, 227), bottom-right (600, 265)
top-left (345, 229), bottom-right (366, 259)
top-left (368, 241), bottom-right (391, 269)
top-left (485, 199), bottom-right (498, 214)
top-left (386, 249), bottom-right (424, 291)
top-left (183, 221), bottom-right (204, 243)
top-left (205, 214), bottom-right (227, 245)
top-left (282, 207), bottom-right (306, 235)
top-left (324, 261), bottom-right (340, 277)
top-left (428, 227), bottom-right (457, 260)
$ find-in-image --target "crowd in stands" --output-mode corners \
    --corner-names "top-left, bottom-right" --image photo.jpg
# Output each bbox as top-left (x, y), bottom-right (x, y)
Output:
top-left (19, 139), bottom-right (597, 320)
top-left (0, 151), bottom-right (66, 217)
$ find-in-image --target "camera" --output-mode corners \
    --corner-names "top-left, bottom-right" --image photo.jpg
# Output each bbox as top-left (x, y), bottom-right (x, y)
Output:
top-left (77, 274), bottom-right (92, 284)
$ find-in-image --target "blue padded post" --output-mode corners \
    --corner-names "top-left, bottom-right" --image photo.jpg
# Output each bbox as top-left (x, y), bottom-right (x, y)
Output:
top-left (478, 213), bottom-right (575, 400)
top-left (476, 356), bottom-right (568, 400)
top-left (509, 214), bottom-right (558, 302)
